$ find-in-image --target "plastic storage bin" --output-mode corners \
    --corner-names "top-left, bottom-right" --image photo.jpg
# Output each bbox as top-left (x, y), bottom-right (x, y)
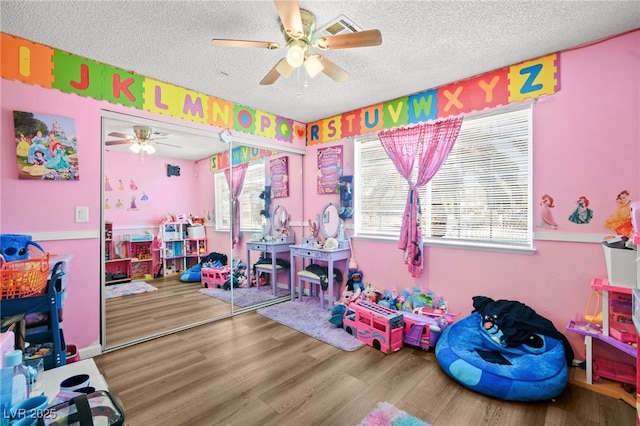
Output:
top-left (602, 244), bottom-right (637, 288)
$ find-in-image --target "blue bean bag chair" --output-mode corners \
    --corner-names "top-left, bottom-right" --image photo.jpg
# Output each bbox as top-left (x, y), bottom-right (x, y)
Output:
top-left (435, 297), bottom-right (572, 401)
top-left (180, 263), bottom-right (202, 282)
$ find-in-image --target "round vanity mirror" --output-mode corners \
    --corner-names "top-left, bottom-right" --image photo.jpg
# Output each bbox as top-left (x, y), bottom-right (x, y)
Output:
top-left (319, 202), bottom-right (340, 239)
top-left (272, 205), bottom-right (288, 235)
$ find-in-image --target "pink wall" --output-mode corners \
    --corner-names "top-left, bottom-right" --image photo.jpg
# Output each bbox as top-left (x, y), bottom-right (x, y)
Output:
top-left (0, 82), bottom-right (253, 350)
top-left (308, 31), bottom-right (639, 359)
top-left (1, 30), bottom-right (638, 361)
top-left (105, 151), bottom-right (205, 226)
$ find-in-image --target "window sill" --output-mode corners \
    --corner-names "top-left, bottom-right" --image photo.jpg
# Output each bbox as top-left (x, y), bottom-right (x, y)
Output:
top-left (353, 234), bottom-right (536, 255)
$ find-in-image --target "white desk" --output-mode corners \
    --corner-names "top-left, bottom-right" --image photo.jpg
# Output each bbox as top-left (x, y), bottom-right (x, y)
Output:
top-left (246, 241), bottom-right (292, 295)
top-left (43, 358), bottom-right (108, 403)
top-left (289, 245), bottom-right (350, 306)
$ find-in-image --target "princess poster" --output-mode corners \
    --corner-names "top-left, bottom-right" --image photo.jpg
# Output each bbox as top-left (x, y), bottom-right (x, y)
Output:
top-left (14, 111), bottom-right (80, 180)
top-left (270, 156), bottom-right (289, 198)
top-left (317, 145), bottom-right (343, 194)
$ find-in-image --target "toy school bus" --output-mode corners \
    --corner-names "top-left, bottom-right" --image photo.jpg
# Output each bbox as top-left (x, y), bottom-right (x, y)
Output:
top-left (343, 300), bottom-right (404, 354)
top-left (401, 310), bottom-right (449, 351)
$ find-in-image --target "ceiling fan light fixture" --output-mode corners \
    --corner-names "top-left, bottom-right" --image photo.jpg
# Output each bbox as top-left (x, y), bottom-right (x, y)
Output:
top-left (286, 40), bottom-right (306, 68)
top-left (144, 143), bottom-right (156, 155)
top-left (275, 58), bottom-right (294, 78)
top-left (129, 142), bottom-right (141, 153)
top-left (304, 54), bottom-right (324, 78)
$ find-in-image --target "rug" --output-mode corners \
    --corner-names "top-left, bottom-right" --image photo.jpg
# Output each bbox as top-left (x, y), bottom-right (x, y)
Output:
top-left (358, 402), bottom-right (429, 426)
top-left (199, 286), bottom-right (289, 307)
top-left (257, 297), bottom-right (364, 351)
top-left (105, 281), bottom-right (158, 299)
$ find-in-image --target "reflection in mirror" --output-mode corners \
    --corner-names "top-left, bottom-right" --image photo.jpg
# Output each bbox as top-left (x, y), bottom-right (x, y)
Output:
top-left (230, 141), bottom-right (304, 313)
top-left (272, 205), bottom-right (289, 236)
top-left (319, 202), bottom-right (341, 239)
top-left (101, 111), bottom-right (232, 350)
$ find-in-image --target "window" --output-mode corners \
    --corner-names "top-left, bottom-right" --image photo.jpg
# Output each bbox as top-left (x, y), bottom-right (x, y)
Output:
top-left (215, 160), bottom-right (266, 232)
top-left (354, 106), bottom-right (532, 250)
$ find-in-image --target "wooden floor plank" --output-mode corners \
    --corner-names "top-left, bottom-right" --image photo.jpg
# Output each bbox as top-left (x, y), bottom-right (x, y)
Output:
top-left (95, 308), bottom-right (637, 426)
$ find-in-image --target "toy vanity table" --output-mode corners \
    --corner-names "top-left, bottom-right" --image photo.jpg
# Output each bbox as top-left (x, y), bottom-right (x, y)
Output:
top-left (289, 202), bottom-right (350, 306)
top-left (246, 205), bottom-right (294, 295)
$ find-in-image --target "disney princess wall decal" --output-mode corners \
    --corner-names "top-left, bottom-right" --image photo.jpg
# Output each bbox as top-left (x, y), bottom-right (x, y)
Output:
top-left (105, 198), bottom-right (111, 210)
top-left (604, 190), bottom-right (631, 231)
top-left (116, 199), bottom-right (123, 209)
top-left (538, 194), bottom-right (558, 229)
top-left (127, 195), bottom-right (139, 211)
top-left (140, 192), bottom-right (149, 201)
top-left (105, 175), bottom-right (113, 191)
top-left (568, 196), bottom-right (593, 224)
top-left (130, 180), bottom-right (138, 191)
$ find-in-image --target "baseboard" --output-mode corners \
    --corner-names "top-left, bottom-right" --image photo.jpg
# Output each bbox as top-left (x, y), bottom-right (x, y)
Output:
top-left (78, 341), bottom-right (103, 360)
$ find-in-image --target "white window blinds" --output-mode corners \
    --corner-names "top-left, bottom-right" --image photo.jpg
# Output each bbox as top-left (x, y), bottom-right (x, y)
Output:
top-left (355, 106), bottom-right (532, 249)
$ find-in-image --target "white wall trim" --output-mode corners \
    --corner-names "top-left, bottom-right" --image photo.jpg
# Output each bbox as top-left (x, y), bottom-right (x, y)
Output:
top-left (30, 230), bottom-right (100, 241)
top-left (78, 342), bottom-right (103, 360)
top-left (534, 232), bottom-right (608, 243)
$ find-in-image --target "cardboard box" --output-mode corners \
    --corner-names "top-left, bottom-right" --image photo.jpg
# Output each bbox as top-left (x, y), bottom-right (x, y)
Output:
top-left (602, 244), bottom-right (637, 288)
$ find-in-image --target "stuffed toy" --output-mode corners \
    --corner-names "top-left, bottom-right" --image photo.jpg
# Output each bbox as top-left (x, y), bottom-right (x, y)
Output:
top-left (329, 287), bottom-right (361, 328)
top-left (259, 186), bottom-right (271, 218)
top-left (223, 263), bottom-right (249, 290)
top-left (0, 234), bottom-right (44, 262)
top-left (377, 286), bottom-right (398, 310)
top-left (345, 269), bottom-right (365, 293)
top-left (362, 283), bottom-right (382, 303)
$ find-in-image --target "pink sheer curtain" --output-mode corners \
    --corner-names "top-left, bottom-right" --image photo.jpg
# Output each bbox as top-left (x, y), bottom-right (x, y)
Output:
top-left (378, 116), bottom-right (463, 277)
top-left (224, 163), bottom-right (249, 248)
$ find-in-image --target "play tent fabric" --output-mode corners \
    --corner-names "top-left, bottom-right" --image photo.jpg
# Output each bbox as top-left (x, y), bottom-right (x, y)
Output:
top-left (435, 297), bottom-right (571, 401)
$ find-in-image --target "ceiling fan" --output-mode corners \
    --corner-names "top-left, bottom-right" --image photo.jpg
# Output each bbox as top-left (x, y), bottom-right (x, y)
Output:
top-left (211, 0), bottom-right (382, 85)
top-left (106, 125), bottom-right (180, 155)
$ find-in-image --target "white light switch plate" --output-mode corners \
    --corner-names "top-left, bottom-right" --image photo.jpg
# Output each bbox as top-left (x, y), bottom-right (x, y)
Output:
top-left (75, 206), bottom-right (89, 223)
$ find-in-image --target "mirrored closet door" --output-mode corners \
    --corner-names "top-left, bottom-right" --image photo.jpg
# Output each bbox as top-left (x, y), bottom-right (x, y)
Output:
top-left (226, 139), bottom-right (304, 313)
top-left (101, 111), bottom-right (305, 350)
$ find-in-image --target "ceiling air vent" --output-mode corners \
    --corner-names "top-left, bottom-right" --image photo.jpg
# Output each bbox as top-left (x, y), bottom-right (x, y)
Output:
top-left (315, 15), bottom-right (363, 38)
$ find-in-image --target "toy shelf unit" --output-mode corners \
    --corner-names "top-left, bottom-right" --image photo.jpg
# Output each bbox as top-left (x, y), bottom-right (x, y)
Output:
top-left (567, 278), bottom-right (638, 407)
top-left (125, 233), bottom-right (154, 281)
top-left (105, 222), bottom-right (131, 285)
top-left (184, 237), bottom-right (207, 269)
top-left (159, 221), bottom-right (191, 277)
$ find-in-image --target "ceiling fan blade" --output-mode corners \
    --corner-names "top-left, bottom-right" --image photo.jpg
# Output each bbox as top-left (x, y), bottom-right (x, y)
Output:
top-left (105, 140), bottom-right (131, 146)
top-left (315, 29), bottom-right (382, 50)
top-left (273, 0), bottom-right (303, 39)
top-left (107, 132), bottom-right (131, 139)
top-left (317, 56), bottom-right (349, 83)
top-left (211, 39), bottom-right (281, 49)
top-left (260, 61), bottom-right (283, 85)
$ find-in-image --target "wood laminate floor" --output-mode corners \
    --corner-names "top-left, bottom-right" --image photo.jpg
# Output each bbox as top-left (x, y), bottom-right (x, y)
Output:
top-left (105, 276), bottom-right (232, 347)
top-left (95, 308), bottom-right (636, 426)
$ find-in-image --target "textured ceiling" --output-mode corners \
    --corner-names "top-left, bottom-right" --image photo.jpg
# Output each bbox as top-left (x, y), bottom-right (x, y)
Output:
top-left (2, 0), bottom-right (639, 160)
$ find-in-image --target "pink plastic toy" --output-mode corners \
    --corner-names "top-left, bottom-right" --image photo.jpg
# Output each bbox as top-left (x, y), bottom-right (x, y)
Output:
top-left (201, 266), bottom-right (230, 288)
top-left (343, 300), bottom-right (404, 354)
